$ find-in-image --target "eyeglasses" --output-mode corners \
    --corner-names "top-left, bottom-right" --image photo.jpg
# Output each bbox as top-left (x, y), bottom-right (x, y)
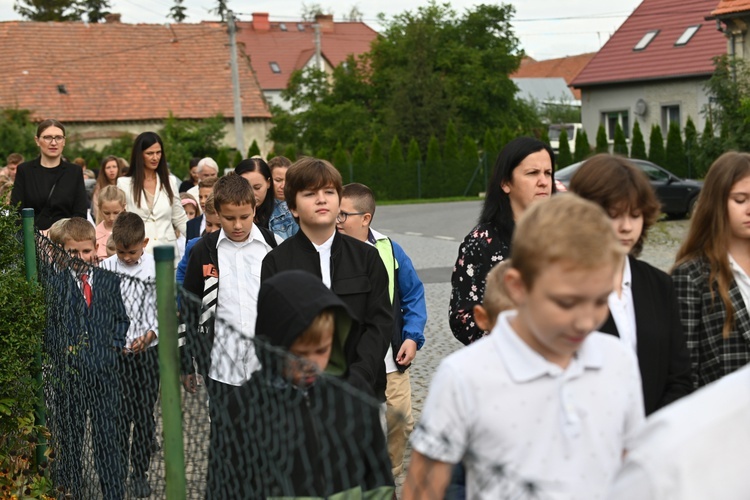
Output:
top-left (40, 135), bottom-right (65, 144)
top-left (336, 211), bottom-right (365, 223)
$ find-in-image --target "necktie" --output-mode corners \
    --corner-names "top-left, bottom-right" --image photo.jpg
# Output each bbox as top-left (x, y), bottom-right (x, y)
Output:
top-left (81, 274), bottom-right (92, 307)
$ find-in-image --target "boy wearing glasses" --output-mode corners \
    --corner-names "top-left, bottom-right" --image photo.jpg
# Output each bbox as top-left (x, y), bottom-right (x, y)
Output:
top-left (261, 158), bottom-right (392, 400)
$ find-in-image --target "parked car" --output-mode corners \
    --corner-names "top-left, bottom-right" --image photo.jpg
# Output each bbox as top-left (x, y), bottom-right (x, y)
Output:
top-left (555, 158), bottom-right (702, 218)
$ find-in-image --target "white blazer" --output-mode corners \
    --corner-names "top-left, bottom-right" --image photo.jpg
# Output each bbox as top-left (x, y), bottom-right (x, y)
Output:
top-left (117, 176), bottom-right (188, 254)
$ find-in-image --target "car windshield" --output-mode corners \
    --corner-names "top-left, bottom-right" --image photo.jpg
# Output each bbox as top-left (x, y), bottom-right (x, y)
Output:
top-left (637, 162), bottom-right (671, 181)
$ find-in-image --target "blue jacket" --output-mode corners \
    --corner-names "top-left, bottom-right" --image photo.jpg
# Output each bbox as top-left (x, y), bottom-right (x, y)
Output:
top-left (177, 237), bottom-right (200, 285)
top-left (392, 241), bottom-right (427, 349)
top-left (269, 199), bottom-right (299, 240)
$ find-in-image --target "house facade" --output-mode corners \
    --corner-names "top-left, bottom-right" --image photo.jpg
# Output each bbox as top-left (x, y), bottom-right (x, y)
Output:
top-left (0, 17), bottom-right (272, 153)
top-left (571, 0), bottom-right (726, 147)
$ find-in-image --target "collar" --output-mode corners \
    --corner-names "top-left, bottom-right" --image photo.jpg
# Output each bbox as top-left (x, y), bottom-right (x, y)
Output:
top-left (493, 310), bottom-right (604, 383)
top-left (216, 224), bottom-right (270, 249)
top-left (312, 230), bottom-right (335, 251)
top-left (729, 253), bottom-right (750, 280)
top-left (622, 255), bottom-right (632, 289)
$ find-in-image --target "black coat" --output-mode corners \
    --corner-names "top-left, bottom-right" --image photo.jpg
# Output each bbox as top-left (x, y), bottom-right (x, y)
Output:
top-left (599, 256), bottom-right (692, 415)
top-left (185, 214), bottom-right (202, 241)
top-left (261, 230), bottom-right (393, 399)
top-left (11, 157), bottom-right (88, 230)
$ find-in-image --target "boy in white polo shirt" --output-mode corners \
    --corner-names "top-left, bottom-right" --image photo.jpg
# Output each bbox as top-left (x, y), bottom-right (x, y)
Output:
top-left (404, 194), bottom-right (645, 500)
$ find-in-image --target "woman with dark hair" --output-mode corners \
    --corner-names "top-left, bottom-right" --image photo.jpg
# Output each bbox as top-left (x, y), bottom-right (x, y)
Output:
top-left (11, 119), bottom-right (88, 230)
top-left (117, 131), bottom-right (188, 254)
top-left (91, 155), bottom-right (122, 220)
top-left (235, 157), bottom-right (274, 228)
top-left (449, 137), bottom-right (555, 345)
top-left (570, 154), bottom-right (691, 415)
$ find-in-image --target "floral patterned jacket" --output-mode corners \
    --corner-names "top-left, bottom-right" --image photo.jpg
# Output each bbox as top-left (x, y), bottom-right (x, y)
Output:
top-left (449, 222), bottom-right (511, 345)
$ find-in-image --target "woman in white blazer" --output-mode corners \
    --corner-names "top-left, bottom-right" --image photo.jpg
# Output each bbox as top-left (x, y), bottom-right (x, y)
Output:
top-left (117, 132), bottom-right (188, 255)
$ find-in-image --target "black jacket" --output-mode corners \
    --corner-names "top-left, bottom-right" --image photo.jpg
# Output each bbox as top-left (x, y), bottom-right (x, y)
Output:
top-left (185, 215), bottom-right (202, 242)
top-left (261, 230), bottom-right (393, 399)
top-left (599, 256), bottom-right (692, 415)
top-left (11, 157), bottom-right (87, 230)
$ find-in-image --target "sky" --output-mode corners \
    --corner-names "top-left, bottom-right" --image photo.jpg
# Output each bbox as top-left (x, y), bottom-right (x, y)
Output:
top-left (0, 0), bottom-right (643, 60)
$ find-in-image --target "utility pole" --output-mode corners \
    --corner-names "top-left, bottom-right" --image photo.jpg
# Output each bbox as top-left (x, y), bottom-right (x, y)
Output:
top-left (227, 10), bottom-right (245, 158)
top-left (313, 22), bottom-right (322, 71)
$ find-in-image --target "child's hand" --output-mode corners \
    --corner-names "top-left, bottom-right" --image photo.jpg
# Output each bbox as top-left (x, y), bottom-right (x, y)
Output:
top-left (182, 374), bottom-right (198, 394)
top-left (396, 339), bottom-right (417, 366)
top-left (131, 330), bottom-right (155, 354)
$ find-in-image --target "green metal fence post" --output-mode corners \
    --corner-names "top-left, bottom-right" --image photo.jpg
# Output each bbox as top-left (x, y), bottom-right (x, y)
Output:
top-left (21, 208), bottom-right (45, 466)
top-left (154, 245), bottom-right (186, 499)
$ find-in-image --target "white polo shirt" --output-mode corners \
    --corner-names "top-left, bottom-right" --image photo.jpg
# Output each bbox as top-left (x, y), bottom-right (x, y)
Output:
top-left (410, 310), bottom-right (644, 500)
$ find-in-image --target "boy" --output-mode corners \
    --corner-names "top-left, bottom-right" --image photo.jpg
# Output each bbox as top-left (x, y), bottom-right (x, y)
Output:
top-left (47, 217), bottom-right (128, 499)
top-left (268, 155), bottom-right (299, 239)
top-left (177, 193), bottom-right (221, 285)
top-left (100, 212), bottom-right (158, 498)
top-left (336, 182), bottom-right (426, 478)
top-left (241, 269), bottom-right (394, 498)
top-left (181, 173), bottom-right (279, 499)
top-left (403, 195), bottom-right (645, 499)
top-left (186, 176), bottom-right (218, 241)
top-left (261, 158), bottom-right (392, 399)
top-left (473, 260), bottom-right (514, 333)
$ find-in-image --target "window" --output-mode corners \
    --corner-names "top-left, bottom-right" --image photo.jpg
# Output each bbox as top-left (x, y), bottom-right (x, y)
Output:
top-left (297, 23), bottom-right (305, 31)
top-left (279, 23), bottom-right (287, 31)
top-left (634, 30), bottom-right (659, 51)
top-left (601, 111), bottom-right (630, 141)
top-left (675, 25), bottom-right (700, 46)
top-left (661, 105), bottom-right (680, 130)
top-left (638, 162), bottom-right (670, 181)
top-left (270, 62), bottom-right (281, 73)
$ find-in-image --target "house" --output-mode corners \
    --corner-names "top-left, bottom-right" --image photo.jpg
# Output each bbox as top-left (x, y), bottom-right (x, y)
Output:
top-left (571, 0), bottom-right (726, 147)
top-left (709, 0), bottom-right (750, 58)
top-left (232, 13), bottom-right (378, 111)
top-left (512, 53), bottom-right (596, 100)
top-left (0, 16), bottom-right (272, 152)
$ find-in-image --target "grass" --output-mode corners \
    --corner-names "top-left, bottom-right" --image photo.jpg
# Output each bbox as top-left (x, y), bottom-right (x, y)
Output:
top-left (378, 196), bottom-right (481, 206)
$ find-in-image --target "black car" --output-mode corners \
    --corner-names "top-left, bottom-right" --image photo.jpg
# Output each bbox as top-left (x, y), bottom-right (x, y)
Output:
top-left (555, 159), bottom-right (703, 218)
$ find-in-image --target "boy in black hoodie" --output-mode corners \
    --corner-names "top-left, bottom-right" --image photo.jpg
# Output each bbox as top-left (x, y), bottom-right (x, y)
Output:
top-left (240, 269), bottom-right (394, 498)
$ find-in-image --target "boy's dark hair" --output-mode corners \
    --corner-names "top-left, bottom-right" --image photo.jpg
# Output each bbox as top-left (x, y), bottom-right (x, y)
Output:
top-left (61, 217), bottom-right (96, 245)
top-left (342, 183), bottom-right (376, 218)
top-left (285, 157), bottom-right (343, 211)
top-left (112, 212), bottom-right (146, 248)
top-left (6, 153), bottom-right (23, 165)
top-left (198, 176), bottom-right (218, 190)
top-left (213, 174), bottom-right (255, 212)
top-left (268, 156), bottom-right (292, 171)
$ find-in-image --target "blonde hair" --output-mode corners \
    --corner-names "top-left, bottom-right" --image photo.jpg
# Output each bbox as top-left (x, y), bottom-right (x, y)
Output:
top-left (295, 309), bottom-right (335, 347)
top-left (482, 260), bottom-right (515, 320)
top-left (204, 193), bottom-right (217, 216)
top-left (96, 185), bottom-right (127, 224)
top-left (48, 218), bottom-right (71, 245)
top-left (512, 194), bottom-right (624, 288)
top-left (60, 217), bottom-right (96, 246)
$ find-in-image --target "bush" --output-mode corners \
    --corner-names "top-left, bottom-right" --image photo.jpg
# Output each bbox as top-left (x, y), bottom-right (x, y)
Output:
top-left (630, 121), bottom-right (647, 160)
top-left (595, 125), bottom-right (609, 154)
top-left (556, 128), bottom-right (573, 168)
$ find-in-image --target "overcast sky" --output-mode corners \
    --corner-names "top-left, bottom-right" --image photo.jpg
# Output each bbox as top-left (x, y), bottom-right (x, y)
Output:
top-left (0, 0), bottom-right (643, 60)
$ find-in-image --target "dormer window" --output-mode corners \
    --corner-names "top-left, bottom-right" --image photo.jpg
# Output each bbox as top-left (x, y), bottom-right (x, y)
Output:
top-left (675, 25), bottom-right (700, 46)
top-left (297, 23), bottom-right (305, 31)
top-left (279, 23), bottom-right (287, 31)
top-left (270, 62), bottom-right (281, 73)
top-left (634, 30), bottom-right (659, 51)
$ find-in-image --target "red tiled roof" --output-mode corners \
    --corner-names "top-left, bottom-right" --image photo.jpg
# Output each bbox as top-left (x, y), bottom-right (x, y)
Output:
top-left (231, 19), bottom-right (378, 90)
top-left (511, 53), bottom-right (596, 99)
top-left (572, 0), bottom-right (726, 87)
top-left (0, 21), bottom-right (270, 123)
top-left (711, 0), bottom-right (750, 16)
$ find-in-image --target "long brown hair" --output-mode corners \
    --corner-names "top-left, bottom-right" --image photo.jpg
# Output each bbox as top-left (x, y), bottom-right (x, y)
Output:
top-left (674, 151), bottom-right (750, 337)
top-left (95, 155), bottom-right (122, 192)
top-left (126, 132), bottom-right (174, 207)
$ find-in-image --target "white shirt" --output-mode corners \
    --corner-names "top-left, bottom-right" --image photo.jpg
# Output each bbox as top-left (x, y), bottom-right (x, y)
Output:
top-left (312, 231), bottom-right (335, 289)
top-left (410, 311), bottom-right (644, 500)
top-left (608, 364), bottom-right (750, 500)
top-left (608, 257), bottom-right (637, 352)
top-left (211, 225), bottom-right (274, 386)
top-left (100, 253), bottom-right (158, 349)
top-left (729, 253), bottom-right (750, 312)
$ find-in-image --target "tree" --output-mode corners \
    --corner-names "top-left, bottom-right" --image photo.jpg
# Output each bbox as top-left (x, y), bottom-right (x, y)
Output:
top-left (283, 144), bottom-right (297, 162)
top-left (482, 129), bottom-right (499, 192)
top-left (648, 124), bottom-right (666, 167)
top-left (344, 4), bottom-right (363, 22)
top-left (216, 149), bottom-right (230, 174)
top-left (367, 134), bottom-right (385, 195)
top-left (630, 121), bottom-right (647, 160)
top-left (556, 128), bottom-right (573, 168)
top-left (442, 121), bottom-right (460, 196)
top-left (0, 109), bottom-right (37, 161)
top-left (78, 0), bottom-right (110, 22)
top-left (424, 135), bottom-right (442, 198)
top-left (664, 121), bottom-right (686, 176)
top-left (462, 136), bottom-right (481, 196)
top-left (351, 142), bottom-right (367, 184)
top-left (573, 129), bottom-right (591, 163)
top-left (388, 136), bottom-right (406, 199)
top-left (169, 0), bottom-right (187, 22)
top-left (703, 55), bottom-right (750, 151)
top-left (14, 0), bottom-right (80, 21)
top-left (683, 117), bottom-right (698, 178)
top-left (595, 125), bottom-right (609, 154)
top-left (212, 0), bottom-right (228, 21)
top-left (248, 140), bottom-right (261, 158)
top-left (300, 2), bottom-right (328, 21)
top-left (613, 123), bottom-right (629, 157)
top-left (406, 138), bottom-right (422, 199)
top-left (333, 141), bottom-right (351, 183)
top-left (697, 118), bottom-right (721, 178)
top-left (232, 150), bottom-right (243, 169)
top-left (158, 114), bottom-right (226, 180)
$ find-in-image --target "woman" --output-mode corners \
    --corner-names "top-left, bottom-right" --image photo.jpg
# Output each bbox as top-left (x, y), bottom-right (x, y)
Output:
top-left (570, 154), bottom-right (692, 415)
top-left (234, 157), bottom-right (274, 228)
top-left (10, 119), bottom-right (87, 230)
top-left (672, 151), bottom-right (750, 390)
top-left (117, 132), bottom-right (187, 254)
top-left (91, 155), bottom-right (122, 220)
top-left (449, 136), bottom-right (554, 345)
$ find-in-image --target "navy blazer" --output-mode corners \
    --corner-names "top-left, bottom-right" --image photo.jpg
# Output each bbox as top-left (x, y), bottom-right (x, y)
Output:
top-left (600, 256), bottom-right (692, 415)
top-left (186, 215), bottom-right (203, 242)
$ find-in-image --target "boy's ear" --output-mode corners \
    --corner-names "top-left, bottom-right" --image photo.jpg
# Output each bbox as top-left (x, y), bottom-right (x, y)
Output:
top-left (362, 212), bottom-right (372, 227)
top-left (473, 304), bottom-right (491, 332)
top-left (142, 237), bottom-right (149, 248)
top-left (504, 267), bottom-right (528, 307)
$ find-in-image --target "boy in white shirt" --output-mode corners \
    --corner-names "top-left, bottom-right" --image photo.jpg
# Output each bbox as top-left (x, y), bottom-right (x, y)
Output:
top-left (403, 194), bottom-right (645, 500)
top-left (100, 212), bottom-right (158, 498)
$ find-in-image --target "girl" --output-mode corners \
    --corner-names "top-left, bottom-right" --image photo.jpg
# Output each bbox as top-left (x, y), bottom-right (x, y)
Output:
top-left (180, 193), bottom-right (201, 220)
top-left (672, 151), bottom-right (750, 389)
top-left (95, 185), bottom-right (127, 262)
top-left (234, 157), bottom-right (274, 228)
top-left (570, 154), bottom-right (691, 415)
top-left (92, 156), bottom-right (122, 220)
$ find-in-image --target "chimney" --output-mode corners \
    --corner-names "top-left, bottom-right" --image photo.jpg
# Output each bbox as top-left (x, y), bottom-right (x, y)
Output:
top-left (315, 14), bottom-right (334, 33)
top-left (104, 13), bottom-right (121, 23)
top-left (252, 12), bottom-right (270, 31)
